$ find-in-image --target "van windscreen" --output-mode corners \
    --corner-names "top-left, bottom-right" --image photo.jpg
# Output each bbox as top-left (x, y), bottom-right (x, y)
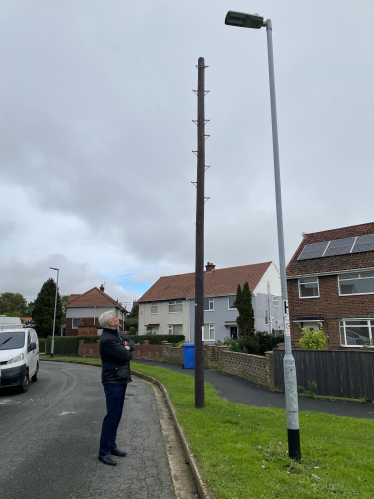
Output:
top-left (0, 332), bottom-right (25, 350)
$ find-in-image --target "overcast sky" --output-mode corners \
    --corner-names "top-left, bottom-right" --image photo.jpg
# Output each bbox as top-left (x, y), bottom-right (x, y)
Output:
top-left (1, 0), bottom-right (373, 306)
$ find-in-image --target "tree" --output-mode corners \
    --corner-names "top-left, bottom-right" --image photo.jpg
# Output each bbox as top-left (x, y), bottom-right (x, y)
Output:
top-left (0, 292), bottom-right (28, 317)
top-left (128, 301), bottom-right (139, 318)
top-left (32, 278), bottom-right (63, 338)
top-left (236, 282), bottom-right (258, 354)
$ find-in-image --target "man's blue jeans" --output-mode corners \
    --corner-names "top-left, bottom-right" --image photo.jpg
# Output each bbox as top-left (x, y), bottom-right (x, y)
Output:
top-left (99, 383), bottom-right (127, 456)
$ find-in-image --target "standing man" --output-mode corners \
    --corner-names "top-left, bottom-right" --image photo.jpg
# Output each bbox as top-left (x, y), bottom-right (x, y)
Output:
top-left (98, 310), bottom-right (135, 466)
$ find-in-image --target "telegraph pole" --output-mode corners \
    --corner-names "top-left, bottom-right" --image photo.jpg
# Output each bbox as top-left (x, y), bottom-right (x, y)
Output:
top-left (193, 56), bottom-right (208, 408)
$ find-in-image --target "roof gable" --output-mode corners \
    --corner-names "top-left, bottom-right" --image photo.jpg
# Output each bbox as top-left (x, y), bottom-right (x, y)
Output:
top-left (138, 262), bottom-right (272, 302)
top-left (65, 287), bottom-right (121, 308)
top-left (287, 222), bottom-right (374, 277)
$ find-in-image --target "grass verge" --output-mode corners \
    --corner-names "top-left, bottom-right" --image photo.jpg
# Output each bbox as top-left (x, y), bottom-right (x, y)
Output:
top-left (41, 357), bottom-right (374, 498)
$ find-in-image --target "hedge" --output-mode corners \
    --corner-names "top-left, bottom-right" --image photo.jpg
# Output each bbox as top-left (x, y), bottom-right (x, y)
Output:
top-left (46, 335), bottom-right (100, 356)
top-left (44, 333), bottom-right (186, 356)
top-left (39, 338), bottom-right (46, 353)
top-left (125, 334), bottom-right (185, 345)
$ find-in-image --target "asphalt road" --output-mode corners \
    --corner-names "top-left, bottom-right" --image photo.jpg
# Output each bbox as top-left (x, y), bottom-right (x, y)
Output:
top-left (0, 362), bottom-right (174, 499)
top-left (132, 359), bottom-right (374, 419)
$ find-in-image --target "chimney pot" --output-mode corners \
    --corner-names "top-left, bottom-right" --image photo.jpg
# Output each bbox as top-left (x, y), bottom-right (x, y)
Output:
top-left (205, 262), bottom-right (215, 272)
top-left (100, 284), bottom-right (105, 292)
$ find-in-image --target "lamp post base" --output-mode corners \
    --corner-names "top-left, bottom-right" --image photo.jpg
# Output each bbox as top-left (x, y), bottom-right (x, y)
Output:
top-left (287, 428), bottom-right (301, 461)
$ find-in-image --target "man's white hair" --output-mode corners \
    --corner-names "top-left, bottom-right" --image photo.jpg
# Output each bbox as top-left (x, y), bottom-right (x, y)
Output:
top-left (99, 310), bottom-right (117, 328)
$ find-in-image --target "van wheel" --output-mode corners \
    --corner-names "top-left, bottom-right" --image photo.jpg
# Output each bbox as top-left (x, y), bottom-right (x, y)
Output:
top-left (31, 363), bottom-right (39, 382)
top-left (20, 371), bottom-right (30, 393)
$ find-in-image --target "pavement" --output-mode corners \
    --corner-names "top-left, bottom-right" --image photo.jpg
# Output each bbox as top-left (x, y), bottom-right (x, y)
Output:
top-left (131, 359), bottom-right (374, 419)
top-left (0, 361), bottom-right (178, 499)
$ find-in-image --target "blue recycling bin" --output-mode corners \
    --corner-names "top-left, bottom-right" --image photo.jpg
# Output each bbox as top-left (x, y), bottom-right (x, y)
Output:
top-left (182, 343), bottom-right (195, 369)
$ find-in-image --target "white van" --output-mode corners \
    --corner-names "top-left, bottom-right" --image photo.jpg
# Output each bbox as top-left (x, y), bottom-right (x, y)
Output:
top-left (0, 328), bottom-right (39, 392)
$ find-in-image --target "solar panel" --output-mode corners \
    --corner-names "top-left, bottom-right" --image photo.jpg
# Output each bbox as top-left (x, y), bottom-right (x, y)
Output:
top-left (352, 234), bottom-right (374, 254)
top-left (298, 241), bottom-right (329, 261)
top-left (297, 233), bottom-right (374, 261)
top-left (323, 237), bottom-right (356, 257)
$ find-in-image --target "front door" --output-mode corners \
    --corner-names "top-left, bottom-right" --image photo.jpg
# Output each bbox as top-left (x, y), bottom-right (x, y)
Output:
top-left (230, 327), bottom-right (238, 339)
top-left (151, 327), bottom-right (157, 335)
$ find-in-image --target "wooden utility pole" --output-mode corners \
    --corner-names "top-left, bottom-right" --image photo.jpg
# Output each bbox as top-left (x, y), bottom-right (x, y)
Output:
top-left (194, 57), bottom-right (207, 408)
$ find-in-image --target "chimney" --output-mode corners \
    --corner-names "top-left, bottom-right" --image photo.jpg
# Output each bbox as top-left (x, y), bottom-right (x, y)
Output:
top-left (205, 262), bottom-right (215, 273)
top-left (100, 284), bottom-right (105, 292)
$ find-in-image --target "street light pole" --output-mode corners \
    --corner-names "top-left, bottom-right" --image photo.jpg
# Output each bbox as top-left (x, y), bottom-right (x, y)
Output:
top-left (50, 267), bottom-right (59, 358)
top-left (225, 11), bottom-right (301, 460)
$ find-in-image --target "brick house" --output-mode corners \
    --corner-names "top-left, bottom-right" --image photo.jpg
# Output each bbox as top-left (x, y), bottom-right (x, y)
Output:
top-left (286, 222), bottom-right (374, 350)
top-left (64, 285), bottom-right (126, 336)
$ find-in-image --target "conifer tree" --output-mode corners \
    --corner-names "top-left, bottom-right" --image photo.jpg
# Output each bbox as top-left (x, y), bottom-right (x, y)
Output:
top-left (236, 281), bottom-right (258, 353)
top-left (32, 278), bottom-right (63, 338)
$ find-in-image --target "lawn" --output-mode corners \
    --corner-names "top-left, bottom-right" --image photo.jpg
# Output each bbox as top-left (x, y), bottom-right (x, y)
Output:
top-left (42, 357), bottom-right (374, 498)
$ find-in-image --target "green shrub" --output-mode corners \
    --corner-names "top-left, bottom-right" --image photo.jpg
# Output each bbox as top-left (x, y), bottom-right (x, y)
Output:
top-left (125, 317), bottom-right (138, 330)
top-left (225, 332), bottom-right (284, 356)
top-left (255, 331), bottom-right (284, 356)
top-left (299, 327), bottom-right (328, 350)
top-left (125, 334), bottom-right (185, 345)
top-left (46, 335), bottom-right (100, 356)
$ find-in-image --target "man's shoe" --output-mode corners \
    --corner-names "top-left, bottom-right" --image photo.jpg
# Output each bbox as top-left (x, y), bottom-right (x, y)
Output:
top-left (111, 447), bottom-right (127, 457)
top-left (98, 454), bottom-right (117, 466)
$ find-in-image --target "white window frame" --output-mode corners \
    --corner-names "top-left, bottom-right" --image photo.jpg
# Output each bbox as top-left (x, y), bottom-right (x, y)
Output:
top-left (168, 324), bottom-right (183, 335)
top-left (338, 272), bottom-right (374, 296)
top-left (203, 323), bottom-right (215, 341)
top-left (150, 302), bottom-right (158, 314)
top-left (228, 296), bottom-right (237, 310)
top-left (204, 297), bottom-right (214, 311)
top-left (72, 318), bottom-right (81, 329)
top-left (272, 296), bottom-right (279, 307)
top-left (339, 318), bottom-right (373, 347)
top-left (168, 300), bottom-right (183, 313)
top-left (298, 277), bottom-right (320, 299)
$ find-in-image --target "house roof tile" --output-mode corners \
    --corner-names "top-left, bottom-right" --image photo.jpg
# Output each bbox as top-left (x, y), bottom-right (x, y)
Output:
top-left (65, 287), bottom-right (123, 309)
top-left (287, 222), bottom-right (374, 277)
top-left (138, 262), bottom-right (273, 302)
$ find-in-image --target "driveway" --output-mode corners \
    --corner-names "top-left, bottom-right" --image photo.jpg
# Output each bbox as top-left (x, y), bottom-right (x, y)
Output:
top-left (0, 361), bottom-right (175, 499)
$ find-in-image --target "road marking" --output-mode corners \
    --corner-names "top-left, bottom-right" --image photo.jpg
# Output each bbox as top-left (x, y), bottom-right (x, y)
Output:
top-left (58, 411), bottom-right (76, 416)
top-left (0, 399), bottom-right (21, 405)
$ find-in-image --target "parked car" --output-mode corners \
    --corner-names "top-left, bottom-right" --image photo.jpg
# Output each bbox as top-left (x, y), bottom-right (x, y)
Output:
top-left (345, 329), bottom-right (368, 346)
top-left (0, 328), bottom-right (39, 392)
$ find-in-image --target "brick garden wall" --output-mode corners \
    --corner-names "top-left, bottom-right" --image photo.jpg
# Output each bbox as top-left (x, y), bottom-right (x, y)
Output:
top-left (133, 340), bottom-right (165, 362)
top-left (78, 340), bottom-right (100, 357)
top-left (287, 276), bottom-right (374, 350)
top-left (77, 339), bottom-right (275, 390)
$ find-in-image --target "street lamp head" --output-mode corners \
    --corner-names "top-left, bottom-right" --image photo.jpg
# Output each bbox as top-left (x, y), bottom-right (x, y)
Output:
top-left (49, 267), bottom-right (59, 271)
top-left (225, 11), bottom-right (264, 29)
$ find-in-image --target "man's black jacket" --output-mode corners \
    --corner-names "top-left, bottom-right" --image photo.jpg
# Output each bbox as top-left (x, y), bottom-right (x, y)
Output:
top-left (99, 328), bottom-right (135, 385)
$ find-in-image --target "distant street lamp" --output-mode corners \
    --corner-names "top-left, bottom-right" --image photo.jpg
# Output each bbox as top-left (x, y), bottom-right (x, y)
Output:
top-left (225, 11), bottom-right (301, 460)
top-left (49, 267), bottom-right (59, 358)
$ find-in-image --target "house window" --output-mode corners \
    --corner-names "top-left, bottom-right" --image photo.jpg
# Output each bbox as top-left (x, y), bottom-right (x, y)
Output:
top-left (169, 300), bottom-right (183, 313)
top-left (203, 324), bottom-right (215, 341)
top-left (339, 319), bottom-right (373, 346)
top-left (150, 302), bottom-right (158, 314)
top-left (204, 298), bottom-right (214, 311)
top-left (338, 272), bottom-right (374, 295)
top-left (228, 296), bottom-right (237, 309)
top-left (298, 278), bottom-right (319, 298)
top-left (272, 296), bottom-right (279, 307)
top-left (72, 318), bottom-right (81, 328)
top-left (168, 324), bottom-right (183, 335)
top-left (265, 311), bottom-right (269, 325)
